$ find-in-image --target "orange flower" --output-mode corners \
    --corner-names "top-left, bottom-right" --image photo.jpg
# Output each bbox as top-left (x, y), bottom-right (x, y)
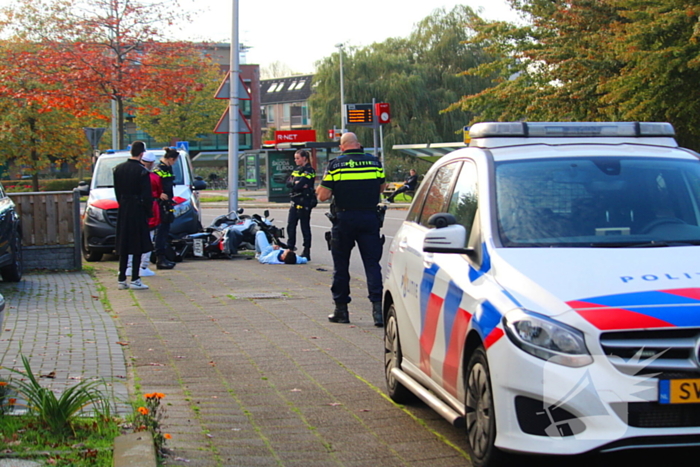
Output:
top-left (155, 392), bottom-right (165, 399)
top-left (0, 382), bottom-right (7, 387)
top-left (138, 407), bottom-right (149, 415)
top-left (145, 392), bottom-right (165, 400)
top-left (8, 398), bottom-right (16, 405)
top-left (143, 393), bottom-right (153, 399)
top-left (164, 433), bottom-right (172, 439)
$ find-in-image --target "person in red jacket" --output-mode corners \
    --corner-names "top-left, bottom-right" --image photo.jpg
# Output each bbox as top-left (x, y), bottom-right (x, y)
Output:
top-left (127, 151), bottom-right (163, 277)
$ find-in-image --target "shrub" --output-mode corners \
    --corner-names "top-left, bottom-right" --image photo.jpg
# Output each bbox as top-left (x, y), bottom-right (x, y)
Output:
top-left (6, 354), bottom-right (111, 436)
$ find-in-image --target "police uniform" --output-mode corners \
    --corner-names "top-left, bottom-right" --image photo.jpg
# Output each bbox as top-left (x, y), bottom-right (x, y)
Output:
top-left (286, 162), bottom-right (316, 258)
top-left (153, 160), bottom-right (175, 267)
top-left (321, 148), bottom-right (385, 325)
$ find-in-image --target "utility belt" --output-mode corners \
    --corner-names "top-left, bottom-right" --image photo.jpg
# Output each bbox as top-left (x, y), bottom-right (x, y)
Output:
top-left (323, 203), bottom-right (387, 250)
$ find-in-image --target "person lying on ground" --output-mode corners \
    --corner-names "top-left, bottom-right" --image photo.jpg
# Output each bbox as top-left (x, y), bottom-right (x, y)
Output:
top-left (254, 230), bottom-right (308, 264)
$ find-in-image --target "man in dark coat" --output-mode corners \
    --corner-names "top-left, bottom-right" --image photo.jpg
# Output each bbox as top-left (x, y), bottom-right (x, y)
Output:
top-left (114, 141), bottom-right (153, 290)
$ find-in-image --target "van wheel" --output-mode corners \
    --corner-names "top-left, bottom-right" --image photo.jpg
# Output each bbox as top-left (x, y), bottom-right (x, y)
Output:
top-left (0, 231), bottom-right (23, 282)
top-left (82, 234), bottom-right (103, 262)
top-left (384, 304), bottom-right (416, 403)
top-left (465, 346), bottom-right (508, 467)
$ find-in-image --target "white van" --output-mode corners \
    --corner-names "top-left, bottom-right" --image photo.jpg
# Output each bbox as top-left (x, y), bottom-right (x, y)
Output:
top-left (383, 122), bottom-right (700, 465)
top-left (80, 149), bottom-right (206, 261)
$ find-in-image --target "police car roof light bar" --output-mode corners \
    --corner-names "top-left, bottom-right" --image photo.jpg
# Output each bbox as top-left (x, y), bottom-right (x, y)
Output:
top-left (469, 122), bottom-right (675, 139)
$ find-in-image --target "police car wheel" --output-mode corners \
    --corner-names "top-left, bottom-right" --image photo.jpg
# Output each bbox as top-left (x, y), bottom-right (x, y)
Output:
top-left (465, 347), bottom-right (508, 467)
top-left (384, 304), bottom-right (415, 403)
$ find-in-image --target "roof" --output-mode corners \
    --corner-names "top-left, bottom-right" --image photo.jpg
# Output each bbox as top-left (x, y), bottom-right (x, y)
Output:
top-left (392, 142), bottom-right (467, 163)
top-left (260, 75), bottom-right (314, 105)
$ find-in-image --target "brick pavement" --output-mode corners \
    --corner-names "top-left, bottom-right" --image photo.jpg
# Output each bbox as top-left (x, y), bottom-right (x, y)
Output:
top-left (0, 247), bottom-right (470, 466)
top-left (91, 255), bottom-right (471, 466)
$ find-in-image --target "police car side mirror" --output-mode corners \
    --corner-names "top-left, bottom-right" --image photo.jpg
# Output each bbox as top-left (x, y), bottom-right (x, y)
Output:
top-left (423, 221), bottom-right (476, 259)
top-left (427, 213), bottom-right (457, 228)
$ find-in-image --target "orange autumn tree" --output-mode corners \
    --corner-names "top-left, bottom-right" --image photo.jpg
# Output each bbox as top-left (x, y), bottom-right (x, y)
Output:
top-left (0, 40), bottom-right (98, 189)
top-left (2, 0), bottom-right (207, 150)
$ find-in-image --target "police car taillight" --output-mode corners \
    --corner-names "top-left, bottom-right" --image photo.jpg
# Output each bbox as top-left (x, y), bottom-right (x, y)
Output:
top-left (469, 121), bottom-right (675, 138)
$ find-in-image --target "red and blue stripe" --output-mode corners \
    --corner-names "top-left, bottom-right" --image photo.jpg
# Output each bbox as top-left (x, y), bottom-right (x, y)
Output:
top-left (568, 288), bottom-right (700, 330)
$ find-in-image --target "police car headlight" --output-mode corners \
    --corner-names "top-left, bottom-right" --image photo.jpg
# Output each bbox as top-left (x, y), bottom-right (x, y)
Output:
top-left (173, 200), bottom-right (191, 218)
top-left (86, 205), bottom-right (107, 223)
top-left (503, 309), bottom-right (592, 367)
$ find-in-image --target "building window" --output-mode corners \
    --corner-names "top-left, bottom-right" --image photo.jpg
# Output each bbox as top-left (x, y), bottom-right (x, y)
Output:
top-left (283, 103), bottom-right (290, 123)
top-left (266, 105), bottom-right (275, 123)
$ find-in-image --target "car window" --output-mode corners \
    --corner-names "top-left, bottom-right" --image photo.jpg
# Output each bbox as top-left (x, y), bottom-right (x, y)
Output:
top-left (95, 156), bottom-right (129, 188)
top-left (496, 157), bottom-right (700, 246)
top-left (406, 171), bottom-right (435, 223)
top-left (418, 162), bottom-right (461, 228)
top-left (447, 160), bottom-right (478, 241)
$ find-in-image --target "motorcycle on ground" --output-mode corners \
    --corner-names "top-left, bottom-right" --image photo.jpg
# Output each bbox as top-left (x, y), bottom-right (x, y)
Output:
top-left (172, 209), bottom-right (285, 260)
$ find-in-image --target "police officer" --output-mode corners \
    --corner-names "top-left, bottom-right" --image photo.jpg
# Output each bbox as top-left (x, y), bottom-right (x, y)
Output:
top-left (153, 147), bottom-right (179, 270)
top-left (286, 149), bottom-right (316, 260)
top-left (316, 132), bottom-right (386, 327)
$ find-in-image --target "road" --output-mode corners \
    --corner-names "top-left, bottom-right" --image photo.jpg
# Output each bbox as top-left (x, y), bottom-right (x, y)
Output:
top-left (201, 206), bottom-right (407, 279)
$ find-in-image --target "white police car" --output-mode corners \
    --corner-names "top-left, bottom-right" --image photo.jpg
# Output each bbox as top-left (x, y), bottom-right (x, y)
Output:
top-left (383, 122), bottom-right (700, 466)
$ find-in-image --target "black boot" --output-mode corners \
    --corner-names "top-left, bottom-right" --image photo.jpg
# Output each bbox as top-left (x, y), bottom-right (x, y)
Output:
top-left (156, 255), bottom-right (175, 270)
top-left (372, 301), bottom-right (383, 327)
top-left (328, 303), bottom-right (349, 323)
top-left (301, 248), bottom-right (310, 261)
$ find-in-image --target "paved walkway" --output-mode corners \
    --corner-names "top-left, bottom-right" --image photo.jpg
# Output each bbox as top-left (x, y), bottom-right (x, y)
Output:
top-left (0, 273), bottom-right (129, 414)
top-left (90, 255), bottom-right (470, 466)
top-left (0, 255), bottom-right (470, 466)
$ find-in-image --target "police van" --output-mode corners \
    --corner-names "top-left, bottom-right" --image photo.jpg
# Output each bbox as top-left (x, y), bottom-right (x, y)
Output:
top-left (80, 149), bottom-right (206, 262)
top-left (383, 122), bottom-right (700, 465)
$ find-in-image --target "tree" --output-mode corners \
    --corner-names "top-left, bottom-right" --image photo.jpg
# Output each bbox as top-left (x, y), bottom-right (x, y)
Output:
top-left (310, 6), bottom-right (492, 156)
top-left (132, 53), bottom-right (227, 144)
top-left (0, 40), bottom-right (94, 188)
top-left (1, 0), bottom-right (205, 149)
top-left (261, 61), bottom-right (298, 79)
top-left (449, 0), bottom-right (700, 149)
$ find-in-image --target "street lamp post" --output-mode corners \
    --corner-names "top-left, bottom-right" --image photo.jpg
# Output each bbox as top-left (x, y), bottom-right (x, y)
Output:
top-left (335, 43), bottom-right (345, 133)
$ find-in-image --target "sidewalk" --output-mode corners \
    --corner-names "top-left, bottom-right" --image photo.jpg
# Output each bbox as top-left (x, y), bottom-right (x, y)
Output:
top-left (0, 252), bottom-right (469, 466)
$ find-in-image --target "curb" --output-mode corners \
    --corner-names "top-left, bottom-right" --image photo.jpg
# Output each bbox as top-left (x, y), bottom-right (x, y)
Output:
top-left (113, 433), bottom-right (157, 467)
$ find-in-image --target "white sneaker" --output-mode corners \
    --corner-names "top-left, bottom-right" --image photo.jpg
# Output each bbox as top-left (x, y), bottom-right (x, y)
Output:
top-left (140, 267), bottom-right (155, 277)
top-left (118, 281), bottom-right (129, 290)
top-left (130, 279), bottom-right (149, 290)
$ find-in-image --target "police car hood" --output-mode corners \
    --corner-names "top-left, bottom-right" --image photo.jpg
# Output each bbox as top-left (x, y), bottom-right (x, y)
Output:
top-left (492, 246), bottom-right (700, 331)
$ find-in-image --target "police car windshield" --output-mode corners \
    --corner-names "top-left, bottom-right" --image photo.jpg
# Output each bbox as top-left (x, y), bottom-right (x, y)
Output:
top-left (495, 157), bottom-right (700, 247)
top-left (93, 153), bottom-right (185, 188)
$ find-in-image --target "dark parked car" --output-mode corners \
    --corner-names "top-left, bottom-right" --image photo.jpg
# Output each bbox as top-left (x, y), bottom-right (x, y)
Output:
top-left (0, 181), bottom-right (23, 282)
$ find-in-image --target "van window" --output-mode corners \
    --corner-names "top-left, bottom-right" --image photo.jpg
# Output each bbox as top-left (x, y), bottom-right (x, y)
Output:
top-left (94, 154), bottom-right (186, 188)
top-left (418, 162), bottom-right (460, 228)
top-left (496, 157), bottom-right (700, 246)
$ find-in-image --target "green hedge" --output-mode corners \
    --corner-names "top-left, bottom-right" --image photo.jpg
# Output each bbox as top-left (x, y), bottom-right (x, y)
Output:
top-left (2, 178), bottom-right (90, 193)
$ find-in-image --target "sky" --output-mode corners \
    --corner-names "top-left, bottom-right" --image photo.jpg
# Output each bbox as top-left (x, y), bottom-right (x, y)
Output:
top-left (177, 0), bottom-right (522, 74)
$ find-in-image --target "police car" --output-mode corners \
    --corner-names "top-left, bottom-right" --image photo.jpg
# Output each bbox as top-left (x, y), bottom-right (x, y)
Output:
top-left (382, 122), bottom-right (700, 466)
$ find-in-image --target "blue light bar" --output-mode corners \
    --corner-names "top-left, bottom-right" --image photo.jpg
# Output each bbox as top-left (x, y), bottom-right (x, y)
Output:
top-left (469, 122), bottom-right (675, 139)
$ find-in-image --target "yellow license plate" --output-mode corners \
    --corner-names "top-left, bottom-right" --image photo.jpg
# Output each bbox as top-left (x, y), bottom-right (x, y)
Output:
top-left (659, 379), bottom-right (700, 404)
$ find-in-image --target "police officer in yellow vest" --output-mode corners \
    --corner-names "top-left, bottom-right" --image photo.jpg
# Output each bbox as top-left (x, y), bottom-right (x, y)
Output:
top-left (316, 132), bottom-right (386, 326)
top-left (286, 149), bottom-right (316, 260)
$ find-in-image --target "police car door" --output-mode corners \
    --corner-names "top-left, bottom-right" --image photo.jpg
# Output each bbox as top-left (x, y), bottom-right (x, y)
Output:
top-left (417, 161), bottom-right (484, 398)
top-left (398, 162), bottom-right (461, 377)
